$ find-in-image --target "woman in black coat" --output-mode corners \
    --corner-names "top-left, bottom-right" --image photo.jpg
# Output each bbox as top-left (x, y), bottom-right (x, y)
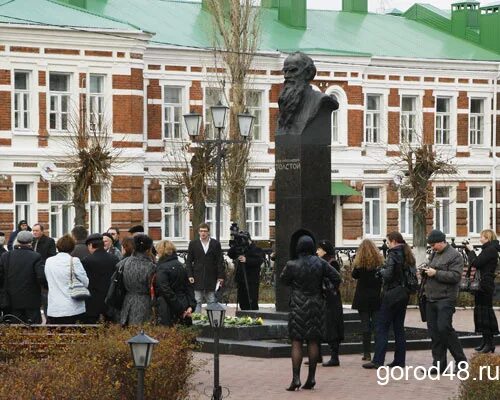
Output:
top-left (351, 239), bottom-right (384, 361)
top-left (363, 231), bottom-right (415, 369)
top-left (280, 229), bottom-right (341, 391)
top-left (465, 229), bottom-right (499, 353)
top-left (155, 240), bottom-right (196, 327)
top-left (316, 239), bottom-right (344, 367)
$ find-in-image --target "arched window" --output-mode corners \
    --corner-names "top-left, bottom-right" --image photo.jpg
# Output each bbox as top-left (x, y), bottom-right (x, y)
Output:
top-left (330, 93), bottom-right (339, 143)
top-left (325, 86), bottom-right (348, 146)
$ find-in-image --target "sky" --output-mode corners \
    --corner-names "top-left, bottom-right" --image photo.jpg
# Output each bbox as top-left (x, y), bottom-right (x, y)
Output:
top-left (307, 0), bottom-right (466, 13)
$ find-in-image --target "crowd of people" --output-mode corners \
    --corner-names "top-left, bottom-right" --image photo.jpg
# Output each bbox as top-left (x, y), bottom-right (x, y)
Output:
top-left (280, 228), bottom-right (499, 391)
top-left (0, 221), bottom-right (232, 327)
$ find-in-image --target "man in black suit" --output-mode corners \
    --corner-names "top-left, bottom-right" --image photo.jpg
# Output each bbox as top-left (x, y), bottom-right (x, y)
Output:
top-left (0, 231), bottom-right (46, 323)
top-left (186, 223), bottom-right (225, 313)
top-left (81, 233), bottom-right (118, 324)
top-left (32, 224), bottom-right (57, 263)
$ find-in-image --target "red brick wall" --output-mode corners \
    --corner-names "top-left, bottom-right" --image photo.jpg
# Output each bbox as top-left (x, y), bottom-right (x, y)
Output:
top-left (113, 95), bottom-right (143, 134)
top-left (348, 109), bottom-right (363, 146)
top-left (342, 209), bottom-right (362, 240)
top-left (0, 91), bottom-right (10, 130)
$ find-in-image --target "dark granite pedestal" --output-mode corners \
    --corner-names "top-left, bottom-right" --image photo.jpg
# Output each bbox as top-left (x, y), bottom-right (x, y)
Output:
top-left (274, 101), bottom-right (335, 312)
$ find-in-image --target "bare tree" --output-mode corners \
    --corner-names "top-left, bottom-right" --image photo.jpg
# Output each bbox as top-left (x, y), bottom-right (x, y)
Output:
top-left (52, 108), bottom-right (123, 227)
top-left (391, 120), bottom-right (456, 263)
top-left (204, 0), bottom-right (261, 229)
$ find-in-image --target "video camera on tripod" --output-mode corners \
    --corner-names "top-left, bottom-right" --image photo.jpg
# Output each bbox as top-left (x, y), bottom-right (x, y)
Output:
top-left (228, 223), bottom-right (251, 259)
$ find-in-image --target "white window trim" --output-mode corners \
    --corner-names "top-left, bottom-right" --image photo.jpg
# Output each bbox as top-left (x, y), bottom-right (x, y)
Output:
top-left (467, 185), bottom-right (488, 237)
top-left (325, 85), bottom-right (348, 147)
top-left (161, 184), bottom-right (188, 240)
top-left (433, 185), bottom-right (453, 236)
top-left (399, 197), bottom-right (413, 237)
top-left (468, 96), bottom-right (492, 148)
top-left (363, 185), bottom-right (385, 238)
top-left (432, 91), bottom-right (457, 149)
top-left (244, 88), bottom-right (265, 142)
top-left (12, 70), bottom-right (32, 132)
top-left (362, 88), bottom-right (389, 146)
top-left (87, 183), bottom-right (110, 235)
top-left (400, 93), bottom-right (423, 144)
top-left (87, 73), bottom-right (110, 134)
top-left (49, 183), bottom-right (75, 239)
top-left (202, 83), bottom-right (229, 140)
top-left (47, 71), bottom-right (74, 134)
top-left (11, 177), bottom-right (38, 226)
top-left (245, 186), bottom-right (265, 240)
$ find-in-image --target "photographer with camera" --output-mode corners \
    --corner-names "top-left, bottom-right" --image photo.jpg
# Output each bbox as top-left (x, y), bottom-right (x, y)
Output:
top-left (423, 229), bottom-right (467, 373)
top-left (227, 224), bottom-right (265, 310)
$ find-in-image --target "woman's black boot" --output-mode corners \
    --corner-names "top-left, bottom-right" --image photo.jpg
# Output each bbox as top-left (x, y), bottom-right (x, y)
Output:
top-left (479, 334), bottom-right (495, 354)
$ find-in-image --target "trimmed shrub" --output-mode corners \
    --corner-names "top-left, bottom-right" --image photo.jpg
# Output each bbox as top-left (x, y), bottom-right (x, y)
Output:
top-left (0, 324), bottom-right (198, 399)
top-left (453, 354), bottom-right (500, 400)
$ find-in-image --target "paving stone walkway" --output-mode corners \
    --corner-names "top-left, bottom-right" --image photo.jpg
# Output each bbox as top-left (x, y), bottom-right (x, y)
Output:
top-left (189, 307), bottom-right (500, 400)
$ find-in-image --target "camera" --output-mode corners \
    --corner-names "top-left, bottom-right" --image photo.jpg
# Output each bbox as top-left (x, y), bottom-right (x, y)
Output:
top-left (229, 222), bottom-right (251, 259)
top-left (462, 239), bottom-right (470, 246)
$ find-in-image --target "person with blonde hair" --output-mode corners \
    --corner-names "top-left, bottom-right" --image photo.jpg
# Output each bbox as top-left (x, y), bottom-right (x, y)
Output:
top-left (155, 240), bottom-right (196, 326)
top-left (351, 239), bottom-right (384, 361)
top-left (464, 229), bottom-right (499, 353)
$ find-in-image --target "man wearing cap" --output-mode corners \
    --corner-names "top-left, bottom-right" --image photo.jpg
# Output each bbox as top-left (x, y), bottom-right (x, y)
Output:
top-left (81, 233), bottom-right (119, 323)
top-left (0, 231), bottom-right (46, 323)
top-left (422, 229), bottom-right (467, 373)
top-left (7, 219), bottom-right (30, 251)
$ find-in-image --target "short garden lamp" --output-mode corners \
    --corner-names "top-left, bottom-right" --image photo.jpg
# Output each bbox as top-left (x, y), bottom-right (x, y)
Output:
top-left (237, 109), bottom-right (255, 139)
top-left (206, 302), bottom-right (226, 400)
top-left (183, 111), bottom-right (202, 138)
top-left (127, 330), bottom-right (159, 400)
top-left (206, 302), bottom-right (227, 329)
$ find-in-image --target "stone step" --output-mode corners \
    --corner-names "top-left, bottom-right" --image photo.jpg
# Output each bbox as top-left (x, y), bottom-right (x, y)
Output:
top-left (197, 332), bottom-right (494, 358)
top-left (235, 308), bottom-right (360, 322)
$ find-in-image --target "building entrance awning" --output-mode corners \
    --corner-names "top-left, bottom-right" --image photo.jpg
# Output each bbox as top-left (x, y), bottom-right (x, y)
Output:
top-left (331, 181), bottom-right (360, 196)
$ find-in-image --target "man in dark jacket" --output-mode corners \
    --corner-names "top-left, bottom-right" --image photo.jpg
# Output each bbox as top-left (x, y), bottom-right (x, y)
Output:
top-left (0, 231), bottom-right (46, 323)
top-left (81, 233), bottom-right (118, 323)
top-left (423, 229), bottom-right (467, 373)
top-left (228, 235), bottom-right (265, 310)
top-left (71, 225), bottom-right (90, 261)
top-left (186, 223), bottom-right (224, 313)
top-left (0, 232), bottom-right (6, 256)
top-left (32, 224), bottom-right (56, 263)
top-left (7, 219), bottom-right (30, 251)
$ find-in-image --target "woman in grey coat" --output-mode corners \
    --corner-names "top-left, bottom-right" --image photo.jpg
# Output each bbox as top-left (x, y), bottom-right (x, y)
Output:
top-left (119, 234), bottom-right (155, 326)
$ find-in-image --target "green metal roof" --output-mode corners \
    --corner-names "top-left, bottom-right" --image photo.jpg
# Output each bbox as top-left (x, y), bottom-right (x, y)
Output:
top-left (2, 0), bottom-right (500, 62)
top-left (331, 182), bottom-right (361, 196)
top-left (0, 0), bottom-right (140, 31)
top-left (71, 0), bottom-right (500, 61)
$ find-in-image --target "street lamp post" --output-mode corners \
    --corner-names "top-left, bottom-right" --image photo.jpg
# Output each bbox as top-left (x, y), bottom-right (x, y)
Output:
top-left (127, 330), bottom-right (159, 400)
top-left (206, 302), bottom-right (227, 400)
top-left (183, 102), bottom-right (254, 242)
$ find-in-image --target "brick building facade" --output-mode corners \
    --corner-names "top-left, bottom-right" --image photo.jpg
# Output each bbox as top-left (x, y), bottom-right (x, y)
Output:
top-left (0, 0), bottom-right (500, 247)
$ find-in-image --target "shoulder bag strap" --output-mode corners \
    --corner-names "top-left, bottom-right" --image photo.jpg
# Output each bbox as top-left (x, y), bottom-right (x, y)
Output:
top-left (69, 256), bottom-right (75, 284)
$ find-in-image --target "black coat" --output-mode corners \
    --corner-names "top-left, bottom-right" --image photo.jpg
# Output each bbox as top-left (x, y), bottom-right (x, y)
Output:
top-left (228, 243), bottom-right (265, 284)
top-left (185, 238), bottom-right (224, 291)
top-left (467, 240), bottom-right (499, 298)
top-left (33, 235), bottom-right (57, 263)
top-left (155, 253), bottom-right (196, 326)
top-left (352, 267), bottom-right (382, 312)
top-left (82, 249), bottom-right (118, 317)
top-left (0, 247), bottom-right (46, 309)
top-left (323, 256), bottom-right (344, 343)
top-left (378, 245), bottom-right (405, 292)
top-left (281, 255), bottom-right (341, 341)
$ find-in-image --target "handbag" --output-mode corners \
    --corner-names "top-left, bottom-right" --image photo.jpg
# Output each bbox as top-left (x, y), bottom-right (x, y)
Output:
top-left (460, 263), bottom-right (481, 293)
top-left (68, 256), bottom-right (91, 300)
top-left (383, 285), bottom-right (409, 309)
top-left (417, 275), bottom-right (427, 322)
top-left (105, 264), bottom-right (126, 309)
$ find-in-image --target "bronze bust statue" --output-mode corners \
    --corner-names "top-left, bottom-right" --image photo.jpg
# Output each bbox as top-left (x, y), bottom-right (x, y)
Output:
top-left (277, 52), bottom-right (339, 135)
